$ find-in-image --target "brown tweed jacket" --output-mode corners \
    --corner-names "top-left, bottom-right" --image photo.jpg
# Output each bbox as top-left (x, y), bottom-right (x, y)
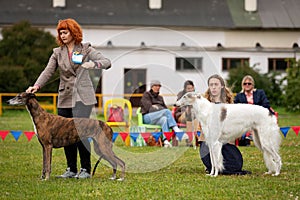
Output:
top-left (34, 43), bottom-right (111, 108)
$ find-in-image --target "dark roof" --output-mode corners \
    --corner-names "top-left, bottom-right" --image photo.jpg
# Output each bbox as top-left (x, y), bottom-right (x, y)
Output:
top-left (0, 0), bottom-right (300, 29)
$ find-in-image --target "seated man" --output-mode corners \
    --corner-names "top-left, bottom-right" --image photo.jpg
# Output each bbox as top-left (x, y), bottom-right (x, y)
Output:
top-left (140, 80), bottom-right (182, 147)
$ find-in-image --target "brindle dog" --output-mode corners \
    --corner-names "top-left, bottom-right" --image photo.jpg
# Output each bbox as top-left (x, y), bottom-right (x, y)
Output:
top-left (7, 92), bottom-right (125, 181)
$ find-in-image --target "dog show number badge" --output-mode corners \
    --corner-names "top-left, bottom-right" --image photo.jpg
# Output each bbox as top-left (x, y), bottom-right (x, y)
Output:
top-left (72, 51), bottom-right (83, 64)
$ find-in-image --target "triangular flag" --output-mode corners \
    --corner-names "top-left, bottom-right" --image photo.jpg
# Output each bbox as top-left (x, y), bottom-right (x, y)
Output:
top-left (152, 132), bottom-right (162, 142)
top-left (186, 132), bottom-right (194, 142)
top-left (141, 132), bottom-right (152, 143)
top-left (130, 133), bottom-right (140, 142)
top-left (119, 132), bottom-right (128, 142)
top-left (174, 132), bottom-right (185, 141)
top-left (291, 126), bottom-right (300, 136)
top-left (0, 130), bottom-right (10, 141)
top-left (163, 132), bottom-right (174, 141)
top-left (10, 130), bottom-right (22, 141)
top-left (280, 127), bottom-right (290, 137)
top-left (112, 132), bottom-right (119, 142)
top-left (197, 131), bottom-right (201, 137)
top-left (23, 131), bottom-right (35, 141)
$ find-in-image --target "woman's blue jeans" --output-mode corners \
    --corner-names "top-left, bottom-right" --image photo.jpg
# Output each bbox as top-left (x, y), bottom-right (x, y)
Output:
top-left (143, 109), bottom-right (177, 133)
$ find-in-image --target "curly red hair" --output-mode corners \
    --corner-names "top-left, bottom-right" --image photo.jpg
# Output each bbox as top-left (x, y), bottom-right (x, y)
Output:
top-left (56, 18), bottom-right (82, 46)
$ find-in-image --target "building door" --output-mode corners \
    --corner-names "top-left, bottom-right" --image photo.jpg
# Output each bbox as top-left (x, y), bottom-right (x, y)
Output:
top-left (124, 68), bottom-right (146, 107)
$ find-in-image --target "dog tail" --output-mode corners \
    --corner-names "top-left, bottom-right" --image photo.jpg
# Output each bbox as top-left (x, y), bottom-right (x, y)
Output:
top-left (92, 156), bottom-right (103, 176)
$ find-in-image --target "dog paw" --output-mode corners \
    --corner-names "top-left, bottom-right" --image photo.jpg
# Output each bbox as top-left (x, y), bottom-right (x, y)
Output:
top-left (117, 178), bottom-right (124, 181)
top-left (272, 173), bottom-right (280, 176)
top-left (264, 171), bottom-right (272, 175)
top-left (109, 176), bottom-right (116, 180)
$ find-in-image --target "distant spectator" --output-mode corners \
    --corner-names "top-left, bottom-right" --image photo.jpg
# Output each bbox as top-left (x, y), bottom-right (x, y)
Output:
top-left (140, 80), bottom-right (182, 147)
top-left (234, 75), bottom-right (274, 146)
top-left (175, 80), bottom-right (199, 146)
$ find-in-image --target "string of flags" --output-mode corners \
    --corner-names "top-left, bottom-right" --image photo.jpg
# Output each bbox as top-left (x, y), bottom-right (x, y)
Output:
top-left (0, 126), bottom-right (299, 142)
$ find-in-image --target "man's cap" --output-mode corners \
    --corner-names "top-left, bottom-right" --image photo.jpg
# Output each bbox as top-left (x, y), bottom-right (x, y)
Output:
top-left (150, 80), bottom-right (162, 87)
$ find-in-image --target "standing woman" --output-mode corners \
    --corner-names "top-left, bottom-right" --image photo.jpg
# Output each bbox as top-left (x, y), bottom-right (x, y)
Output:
top-left (199, 74), bottom-right (250, 175)
top-left (26, 18), bottom-right (111, 178)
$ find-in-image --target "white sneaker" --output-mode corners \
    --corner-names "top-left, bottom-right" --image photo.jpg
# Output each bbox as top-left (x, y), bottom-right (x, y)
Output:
top-left (56, 167), bottom-right (76, 178)
top-left (164, 140), bottom-right (172, 148)
top-left (75, 168), bottom-right (91, 179)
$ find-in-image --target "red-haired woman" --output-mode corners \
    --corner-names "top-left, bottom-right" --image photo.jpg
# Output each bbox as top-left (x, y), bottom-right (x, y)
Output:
top-left (26, 18), bottom-right (111, 179)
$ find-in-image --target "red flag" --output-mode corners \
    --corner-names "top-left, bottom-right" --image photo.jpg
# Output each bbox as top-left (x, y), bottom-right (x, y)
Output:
top-left (0, 130), bottom-right (9, 141)
top-left (119, 132), bottom-right (129, 142)
top-left (163, 132), bottom-right (174, 141)
top-left (291, 126), bottom-right (300, 136)
top-left (141, 132), bottom-right (152, 143)
top-left (186, 132), bottom-right (194, 142)
top-left (24, 131), bottom-right (35, 141)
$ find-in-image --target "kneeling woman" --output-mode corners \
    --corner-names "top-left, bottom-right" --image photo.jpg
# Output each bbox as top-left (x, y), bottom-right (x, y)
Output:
top-left (198, 74), bottom-right (251, 175)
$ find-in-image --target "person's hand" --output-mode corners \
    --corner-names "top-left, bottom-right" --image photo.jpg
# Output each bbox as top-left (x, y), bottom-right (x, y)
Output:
top-left (26, 85), bottom-right (39, 93)
top-left (81, 61), bottom-right (95, 69)
top-left (185, 106), bottom-right (191, 114)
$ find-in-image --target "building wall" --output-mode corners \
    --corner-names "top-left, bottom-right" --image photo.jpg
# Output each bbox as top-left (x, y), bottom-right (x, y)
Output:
top-left (40, 27), bottom-right (300, 105)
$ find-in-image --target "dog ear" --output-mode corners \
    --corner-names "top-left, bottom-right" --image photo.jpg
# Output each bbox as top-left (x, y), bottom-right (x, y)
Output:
top-left (24, 92), bottom-right (36, 99)
top-left (29, 93), bottom-right (36, 99)
top-left (196, 93), bottom-right (202, 99)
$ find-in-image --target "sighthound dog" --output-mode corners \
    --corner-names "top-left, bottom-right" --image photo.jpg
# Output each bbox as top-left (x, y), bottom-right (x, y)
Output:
top-left (7, 92), bottom-right (125, 181)
top-left (176, 92), bottom-right (282, 177)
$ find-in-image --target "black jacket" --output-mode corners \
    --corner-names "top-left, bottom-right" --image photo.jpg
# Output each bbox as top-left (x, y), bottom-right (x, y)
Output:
top-left (234, 89), bottom-right (274, 114)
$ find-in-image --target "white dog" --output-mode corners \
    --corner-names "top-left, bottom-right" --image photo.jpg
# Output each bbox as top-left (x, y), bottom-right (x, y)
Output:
top-left (176, 92), bottom-right (282, 177)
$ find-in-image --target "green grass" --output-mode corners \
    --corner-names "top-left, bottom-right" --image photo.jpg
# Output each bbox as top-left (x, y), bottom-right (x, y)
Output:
top-left (0, 109), bottom-right (299, 200)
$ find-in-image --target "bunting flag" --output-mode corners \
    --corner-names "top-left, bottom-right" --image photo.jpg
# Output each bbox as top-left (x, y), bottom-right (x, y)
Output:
top-left (10, 130), bottom-right (22, 141)
top-left (291, 126), bottom-right (300, 136)
top-left (197, 131), bottom-right (201, 137)
top-left (141, 132), bottom-right (152, 143)
top-left (175, 132), bottom-right (185, 141)
top-left (152, 132), bottom-right (162, 142)
top-left (130, 133), bottom-right (140, 142)
top-left (23, 131), bottom-right (35, 141)
top-left (186, 132), bottom-right (194, 142)
top-left (0, 126), bottom-right (299, 143)
top-left (0, 130), bottom-right (9, 141)
top-left (163, 132), bottom-right (174, 141)
top-left (119, 132), bottom-right (128, 142)
top-left (280, 127), bottom-right (290, 137)
top-left (112, 132), bottom-right (119, 142)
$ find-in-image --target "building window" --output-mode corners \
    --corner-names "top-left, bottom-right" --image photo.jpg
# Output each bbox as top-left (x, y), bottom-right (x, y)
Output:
top-left (268, 58), bottom-right (291, 71)
top-left (222, 58), bottom-right (249, 71)
top-left (149, 0), bottom-right (162, 9)
top-left (176, 57), bottom-right (203, 71)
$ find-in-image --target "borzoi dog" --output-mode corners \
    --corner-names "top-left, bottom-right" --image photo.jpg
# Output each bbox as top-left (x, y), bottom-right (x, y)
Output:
top-left (176, 92), bottom-right (282, 177)
top-left (7, 92), bottom-right (125, 181)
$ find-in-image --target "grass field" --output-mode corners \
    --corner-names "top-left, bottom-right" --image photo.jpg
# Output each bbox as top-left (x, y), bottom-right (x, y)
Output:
top-left (0, 108), bottom-right (299, 200)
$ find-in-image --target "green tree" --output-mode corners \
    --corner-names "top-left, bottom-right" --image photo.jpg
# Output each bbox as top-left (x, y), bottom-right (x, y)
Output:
top-left (0, 21), bottom-right (58, 92)
top-left (226, 65), bottom-right (283, 107)
top-left (284, 58), bottom-right (300, 112)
